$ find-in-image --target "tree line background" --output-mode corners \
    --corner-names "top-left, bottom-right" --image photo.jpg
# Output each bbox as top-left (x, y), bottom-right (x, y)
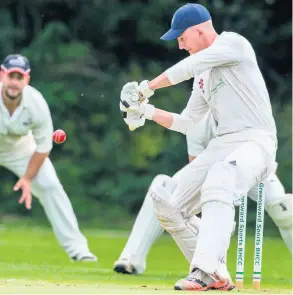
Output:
top-left (0, 0), bottom-right (291, 232)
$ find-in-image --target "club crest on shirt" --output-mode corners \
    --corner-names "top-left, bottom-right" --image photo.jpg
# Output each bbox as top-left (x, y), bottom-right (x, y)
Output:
top-left (199, 78), bottom-right (204, 94)
top-left (211, 78), bottom-right (226, 95)
top-left (22, 118), bottom-right (33, 126)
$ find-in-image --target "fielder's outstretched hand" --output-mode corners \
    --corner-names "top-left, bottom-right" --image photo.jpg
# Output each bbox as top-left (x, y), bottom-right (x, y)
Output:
top-left (14, 177), bottom-right (32, 210)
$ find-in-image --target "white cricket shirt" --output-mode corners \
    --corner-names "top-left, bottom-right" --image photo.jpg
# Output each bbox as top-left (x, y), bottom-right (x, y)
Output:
top-left (0, 83), bottom-right (53, 155)
top-left (186, 110), bottom-right (216, 157)
top-left (165, 32), bottom-right (277, 142)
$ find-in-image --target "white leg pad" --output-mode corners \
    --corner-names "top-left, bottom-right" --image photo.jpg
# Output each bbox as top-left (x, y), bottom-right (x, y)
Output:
top-left (266, 194), bottom-right (292, 229)
top-left (266, 194), bottom-right (292, 253)
top-left (151, 176), bottom-right (201, 263)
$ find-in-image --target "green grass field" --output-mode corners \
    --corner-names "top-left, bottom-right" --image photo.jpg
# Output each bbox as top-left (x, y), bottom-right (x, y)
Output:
top-left (0, 221), bottom-right (291, 294)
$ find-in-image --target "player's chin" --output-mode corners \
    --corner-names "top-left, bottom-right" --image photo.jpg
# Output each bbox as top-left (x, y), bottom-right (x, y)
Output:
top-left (188, 47), bottom-right (201, 55)
top-left (8, 94), bottom-right (20, 100)
top-left (7, 90), bottom-right (20, 99)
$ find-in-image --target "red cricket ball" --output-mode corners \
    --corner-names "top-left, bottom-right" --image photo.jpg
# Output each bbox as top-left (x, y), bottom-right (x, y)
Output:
top-left (53, 129), bottom-right (67, 144)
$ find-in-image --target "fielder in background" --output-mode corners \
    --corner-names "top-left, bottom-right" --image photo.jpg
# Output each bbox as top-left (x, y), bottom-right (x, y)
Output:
top-left (119, 3), bottom-right (278, 291)
top-left (114, 110), bottom-right (292, 275)
top-left (0, 54), bottom-right (96, 262)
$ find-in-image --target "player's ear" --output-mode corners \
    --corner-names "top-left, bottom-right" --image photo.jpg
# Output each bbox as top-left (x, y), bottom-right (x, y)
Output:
top-left (0, 69), bottom-right (4, 81)
top-left (25, 75), bottom-right (31, 84)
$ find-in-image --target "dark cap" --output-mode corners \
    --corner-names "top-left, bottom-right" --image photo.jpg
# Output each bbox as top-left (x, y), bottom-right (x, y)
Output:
top-left (1, 54), bottom-right (31, 75)
top-left (161, 3), bottom-right (211, 41)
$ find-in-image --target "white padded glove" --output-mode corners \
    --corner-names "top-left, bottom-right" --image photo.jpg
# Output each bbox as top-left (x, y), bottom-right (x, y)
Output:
top-left (120, 82), bottom-right (141, 109)
top-left (120, 99), bottom-right (155, 131)
top-left (120, 81), bottom-right (154, 111)
top-left (137, 80), bottom-right (154, 101)
top-left (120, 102), bottom-right (145, 131)
top-left (125, 101), bottom-right (155, 120)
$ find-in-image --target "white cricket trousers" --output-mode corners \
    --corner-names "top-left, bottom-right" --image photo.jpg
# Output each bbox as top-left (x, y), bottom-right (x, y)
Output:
top-left (0, 152), bottom-right (90, 258)
top-left (152, 128), bottom-right (277, 275)
top-left (165, 130), bottom-right (276, 214)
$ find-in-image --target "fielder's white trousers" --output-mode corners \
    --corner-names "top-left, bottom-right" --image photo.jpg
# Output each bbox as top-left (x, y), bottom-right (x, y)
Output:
top-left (0, 152), bottom-right (91, 258)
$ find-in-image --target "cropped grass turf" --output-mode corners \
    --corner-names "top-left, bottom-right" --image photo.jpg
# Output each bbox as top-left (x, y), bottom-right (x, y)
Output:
top-left (0, 222), bottom-right (291, 294)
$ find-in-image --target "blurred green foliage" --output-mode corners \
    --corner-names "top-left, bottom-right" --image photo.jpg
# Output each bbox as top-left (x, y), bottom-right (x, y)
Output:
top-left (0, 0), bottom-right (291, 229)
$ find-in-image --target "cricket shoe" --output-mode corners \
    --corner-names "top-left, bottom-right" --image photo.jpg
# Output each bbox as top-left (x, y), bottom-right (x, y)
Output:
top-left (174, 268), bottom-right (235, 291)
top-left (71, 252), bottom-right (98, 262)
top-left (113, 258), bottom-right (139, 275)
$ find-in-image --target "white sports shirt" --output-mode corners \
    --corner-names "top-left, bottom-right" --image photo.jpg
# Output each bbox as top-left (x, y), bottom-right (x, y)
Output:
top-left (165, 32), bottom-right (277, 143)
top-left (0, 83), bottom-right (53, 155)
top-left (186, 110), bottom-right (216, 157)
